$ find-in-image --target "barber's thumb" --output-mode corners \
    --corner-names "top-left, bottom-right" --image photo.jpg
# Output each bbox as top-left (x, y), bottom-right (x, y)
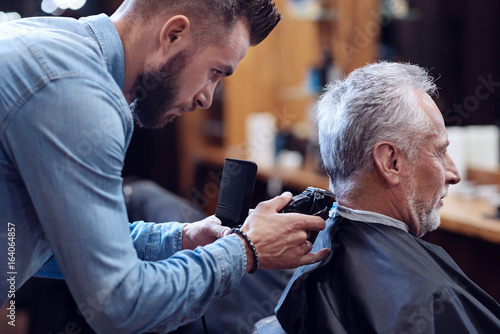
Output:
top-left (206, 215), bottom-right (222, 225)
top-left (272, 191), bottom-right (293, 211)
top-left (212, 224), bottom-right (231, 238)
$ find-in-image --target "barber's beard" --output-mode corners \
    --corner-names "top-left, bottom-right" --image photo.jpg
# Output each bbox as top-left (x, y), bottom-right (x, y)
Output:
top-left (129, 49), bottom-right (193, 129)
top-left (404, 183), bottom-right (442, 238)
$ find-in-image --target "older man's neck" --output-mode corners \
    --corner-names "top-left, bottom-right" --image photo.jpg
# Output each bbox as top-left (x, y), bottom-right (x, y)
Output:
top-left (338, 187), bottom-right (406, 224)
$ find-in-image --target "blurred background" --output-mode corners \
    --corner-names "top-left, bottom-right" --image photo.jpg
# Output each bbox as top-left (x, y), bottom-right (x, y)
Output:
top-left (1, 0), bottom-right (500, 333)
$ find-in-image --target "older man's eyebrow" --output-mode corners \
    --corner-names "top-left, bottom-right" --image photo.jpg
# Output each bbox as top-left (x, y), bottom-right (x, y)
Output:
top-left (222, 65), bottom-right (234, 77)
top-left (439, 140), bottom-right (450, 152)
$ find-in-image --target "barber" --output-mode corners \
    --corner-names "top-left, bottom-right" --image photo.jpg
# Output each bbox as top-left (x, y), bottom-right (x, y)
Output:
top-left (0, 0), bottom-right (329, 333)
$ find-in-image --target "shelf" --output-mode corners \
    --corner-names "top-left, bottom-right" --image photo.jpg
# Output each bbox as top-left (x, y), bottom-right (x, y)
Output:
top-left (436, 166), bottom-right (500, 244)
top-left (188, 144), bottom-right (329, 191)
top-left (287, 9), bottom-right (338, 23)
top-left (256, 164), bottom-right (329, 190)
top-left (466, 167), bottom-right (500, 186)
top-left (440, 196), bottom-right (500, 245)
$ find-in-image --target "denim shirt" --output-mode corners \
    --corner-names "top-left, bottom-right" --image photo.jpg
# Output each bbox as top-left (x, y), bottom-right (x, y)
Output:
top-left (0, 14), bottom-right (246, 333)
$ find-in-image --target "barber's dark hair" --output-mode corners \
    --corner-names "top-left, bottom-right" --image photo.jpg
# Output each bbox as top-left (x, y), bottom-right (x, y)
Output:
top-left (117, 0), bottom-right (281, 46)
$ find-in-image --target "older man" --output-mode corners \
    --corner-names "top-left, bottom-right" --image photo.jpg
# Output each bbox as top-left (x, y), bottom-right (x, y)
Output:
top-left (0, 1), bottom-right (329, 333)
top-left (275, 62), bottom-right (500, 333)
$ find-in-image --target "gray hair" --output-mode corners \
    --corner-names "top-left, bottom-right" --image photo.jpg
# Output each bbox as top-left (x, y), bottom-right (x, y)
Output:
top-left (316, 61), bottom-right (437, 196)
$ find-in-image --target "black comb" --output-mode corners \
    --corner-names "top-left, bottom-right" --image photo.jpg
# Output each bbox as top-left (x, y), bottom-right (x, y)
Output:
top-left (215, 158), bottom-right (258, 228)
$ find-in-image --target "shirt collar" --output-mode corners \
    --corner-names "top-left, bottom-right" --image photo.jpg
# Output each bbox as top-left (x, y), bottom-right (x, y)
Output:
top-left (79, 14), bottom-right (125, 91)
top-left (331, 203), bottom-right (410, 233)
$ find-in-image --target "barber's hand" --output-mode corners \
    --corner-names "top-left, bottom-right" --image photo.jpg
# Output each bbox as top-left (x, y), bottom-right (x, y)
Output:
top-left (182, 215), bottom-right (230, 250)
top-left (239, 192), bottom-right (330, 271)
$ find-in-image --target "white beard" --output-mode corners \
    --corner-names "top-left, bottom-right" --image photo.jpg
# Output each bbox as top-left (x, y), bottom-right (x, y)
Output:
top-left (404, 182), bottom-right (442, 238)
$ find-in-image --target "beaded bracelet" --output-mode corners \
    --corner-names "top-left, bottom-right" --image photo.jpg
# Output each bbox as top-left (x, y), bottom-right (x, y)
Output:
top-left (231, 227), bottom-right (259, 274)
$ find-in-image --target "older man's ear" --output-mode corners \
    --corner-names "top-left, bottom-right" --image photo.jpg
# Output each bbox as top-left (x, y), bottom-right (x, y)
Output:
top-left (372, 141), bottom-right (402, 187)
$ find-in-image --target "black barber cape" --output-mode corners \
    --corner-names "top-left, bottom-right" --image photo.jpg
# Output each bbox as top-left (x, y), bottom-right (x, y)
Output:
top-left (276, 215), bottom-right (500, 334)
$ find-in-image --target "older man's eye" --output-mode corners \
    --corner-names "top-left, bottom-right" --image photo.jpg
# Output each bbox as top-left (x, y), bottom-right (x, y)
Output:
top-left (212, 70), bottom-right (222, 79)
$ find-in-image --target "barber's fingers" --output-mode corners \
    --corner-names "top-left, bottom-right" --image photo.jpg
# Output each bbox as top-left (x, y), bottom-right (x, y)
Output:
top-left (208, 223), bottom-right (231, 238)
top-left (253, 191), bottom-right (293, 213)
top-left (280, 212), bottom-right (326, 232)
top-left (297, 248), bottom-right (331, 266)
top-left (304, 240), bottom-right (313, 254)
top-left (204, 215), bottom-right (221, 225)
top-left (204, 215), bottom-right (231, 238)
top-left (298, 240), bottom-right (313, 255)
